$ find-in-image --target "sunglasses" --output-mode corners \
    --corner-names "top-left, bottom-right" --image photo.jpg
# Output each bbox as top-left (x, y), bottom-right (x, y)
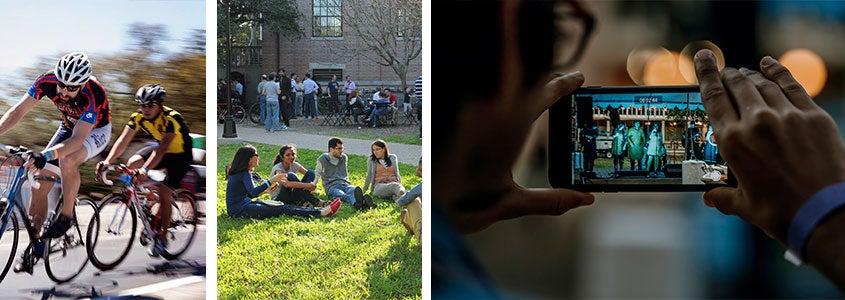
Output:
top-left (57, 81), bottom-right (81, 92)
top-left (139, 103), bottom-right (158, 108)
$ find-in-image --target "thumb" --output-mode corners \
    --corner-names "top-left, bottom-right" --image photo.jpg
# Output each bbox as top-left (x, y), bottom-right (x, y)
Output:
top-left (703, 187), bottom-right (743, 216)
top-left (501, 188), bottom-right (595, 220)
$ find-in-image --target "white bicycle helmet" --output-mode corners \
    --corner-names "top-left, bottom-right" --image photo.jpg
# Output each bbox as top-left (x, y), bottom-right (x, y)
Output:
top-left (135, 84), bottom-right (166, 104)
top-left (55, 52), bottom-right (92, 86)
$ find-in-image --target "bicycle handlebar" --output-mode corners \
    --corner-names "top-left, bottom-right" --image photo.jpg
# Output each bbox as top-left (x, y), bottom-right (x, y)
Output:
top-left (0, 143), bottom-right (41, 189)
top-left (98, 164), bottom-right (166, 186)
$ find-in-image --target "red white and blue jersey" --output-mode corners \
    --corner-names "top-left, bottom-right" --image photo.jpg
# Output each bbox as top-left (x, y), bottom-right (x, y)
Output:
top-left (27, 71), bottom-right (111, 129)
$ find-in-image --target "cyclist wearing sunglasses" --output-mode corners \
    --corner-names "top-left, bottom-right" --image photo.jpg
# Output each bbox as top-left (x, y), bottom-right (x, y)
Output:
top-left (0, 52), bottom-right (111, 272)
top-left (97, 84), bottom-right (192, 257)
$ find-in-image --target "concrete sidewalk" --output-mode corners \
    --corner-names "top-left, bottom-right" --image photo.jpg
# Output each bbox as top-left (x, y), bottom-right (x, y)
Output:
top-left (217, 124), bottom-right (422, 165)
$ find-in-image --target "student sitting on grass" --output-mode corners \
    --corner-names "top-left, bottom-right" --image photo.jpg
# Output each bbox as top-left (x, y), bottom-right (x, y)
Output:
top-left (363, 139), bottom-right (406, 201)
top-left (397, 157), bottom-right (422, 245)
top-left (315, 137), bottom-right (375, 210)
top-left (226, 145), bottom-right (340, 219)
top-left (270, 144), bottom-right (324, 207)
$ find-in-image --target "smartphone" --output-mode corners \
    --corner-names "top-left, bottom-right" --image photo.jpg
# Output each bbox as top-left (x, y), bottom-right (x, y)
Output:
top-left (548, 85), bottom-right (736, 192)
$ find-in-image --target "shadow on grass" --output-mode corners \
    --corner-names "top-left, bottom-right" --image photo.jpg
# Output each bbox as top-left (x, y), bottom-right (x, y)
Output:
top-left (365, 221), bottom-right (421, 299)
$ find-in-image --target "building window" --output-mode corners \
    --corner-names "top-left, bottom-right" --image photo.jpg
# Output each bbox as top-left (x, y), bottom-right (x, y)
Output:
top-left (312, 68), bottom-right (343, 84)
top-left (313, 0), bottom-right (342, 37)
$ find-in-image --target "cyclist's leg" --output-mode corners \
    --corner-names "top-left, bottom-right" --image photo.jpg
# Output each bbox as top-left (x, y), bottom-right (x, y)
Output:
top-left (30, 126), bottom-right (70, 235)
top-left (156, 153), bottom-right (191, 242)
top-left (43, 124), bottom-right (110, 238)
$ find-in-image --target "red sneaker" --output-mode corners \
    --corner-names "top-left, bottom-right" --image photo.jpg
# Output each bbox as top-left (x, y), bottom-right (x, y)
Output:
top-left (326, 198), bottom-right (342, 217)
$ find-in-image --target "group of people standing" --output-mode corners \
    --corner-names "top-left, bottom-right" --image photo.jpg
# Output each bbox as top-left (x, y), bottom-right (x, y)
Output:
top-left (255, 69), bottom-right (326, 132)
top-left (225, 137), bottom-right (422, 244)
top-left (582, 120), bottom-right (722, 178)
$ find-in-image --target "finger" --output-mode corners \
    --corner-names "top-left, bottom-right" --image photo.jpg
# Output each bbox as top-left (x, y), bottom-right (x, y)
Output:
top-left (738, 67), bottom-right (794, 111)
top-left (538, 71), bottom-right (585, 114)
top-left (694, 50), bottom-right (737, 129)
top-left (759, 56), bottom-right (820, 111)
top-left (702, 186), bottom-right (743, 216)
top-left (720, 68), bottom-right (767, 117)
top-left (498, 187), bottom-right (594, 221)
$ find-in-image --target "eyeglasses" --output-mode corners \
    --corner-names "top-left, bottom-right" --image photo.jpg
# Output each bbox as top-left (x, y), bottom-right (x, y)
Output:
top-left (551, 0), bottom-right (595, 72)
top-left (139, 103), bottom-right (157, 109)
top-left (57, 81), bottom-right (81, 92)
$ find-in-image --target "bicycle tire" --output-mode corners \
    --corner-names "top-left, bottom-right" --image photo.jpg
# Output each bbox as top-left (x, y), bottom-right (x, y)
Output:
top-left (45, 196), bottom-right (97, 283)
top-left (87, 193), bottom-right (137, 271)
top-left (161, 189), bottom-right (198, 260)
top-left (0, 211), bottom-right (19, 284)
top-left (232, 105), bottom-right (247, 124)
top-left (248, 103), bottom-right (261, 124)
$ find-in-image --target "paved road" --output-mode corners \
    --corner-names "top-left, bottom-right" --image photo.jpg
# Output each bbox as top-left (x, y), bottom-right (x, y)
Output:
top-left (0, 202), bottom-right (207, 299)
top-left (218, 124), bottom-right (422, 165)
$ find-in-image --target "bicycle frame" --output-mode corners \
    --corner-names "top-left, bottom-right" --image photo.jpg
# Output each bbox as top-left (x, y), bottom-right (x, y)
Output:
top-left (103, 167), bottom-right (163, 247)
top-left (0, 164), bottom-right (43, 248)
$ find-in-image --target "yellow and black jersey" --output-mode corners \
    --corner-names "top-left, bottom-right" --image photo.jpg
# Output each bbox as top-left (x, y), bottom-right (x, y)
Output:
top-left (127, 106), bottom-right (191, 154)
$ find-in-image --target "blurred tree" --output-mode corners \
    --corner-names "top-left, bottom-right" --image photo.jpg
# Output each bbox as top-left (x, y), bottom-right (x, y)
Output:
top-left (329, 0), bottom-right (422, 92)
top-left (217, 0), bottom-right (304, 64)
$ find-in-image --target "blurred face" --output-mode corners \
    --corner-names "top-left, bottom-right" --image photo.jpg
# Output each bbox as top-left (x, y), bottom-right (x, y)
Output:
top-left (283, 148), bottom-right (297, 164)
top-left (372, 144), bottom-right (385, 159)
top-left (330, 144), bottom-right (344, 158)
top-left (139, 103), bottom-right (163, 120)
top-left (248, 151), bottom-right (259, 169)
top-left (56, 82), bottom-right (81, 101)
top-left (332, 75), bottom-right (337, 81)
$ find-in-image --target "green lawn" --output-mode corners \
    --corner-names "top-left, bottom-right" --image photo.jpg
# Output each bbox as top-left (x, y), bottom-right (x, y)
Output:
top-left (347, 134), bottom-right (422, 146)
top-left (217, 143), bottom-right (421, 299)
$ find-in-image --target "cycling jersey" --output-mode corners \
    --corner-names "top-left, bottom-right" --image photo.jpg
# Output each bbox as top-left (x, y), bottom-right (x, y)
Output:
top-left (27, 71), bottom-right (111, 129)
top-left (127, 106), bottom-right (192, 155)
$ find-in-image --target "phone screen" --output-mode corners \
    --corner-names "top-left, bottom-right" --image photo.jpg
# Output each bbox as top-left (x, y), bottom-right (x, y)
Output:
top-left (548, 86), bottom-right (733, 192)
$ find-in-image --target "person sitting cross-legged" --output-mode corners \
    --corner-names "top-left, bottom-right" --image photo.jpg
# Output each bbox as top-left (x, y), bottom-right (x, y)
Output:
top-left (270, 144), bottom-right (324, 207)
top-left (315, 137), bottom-right (374, 210)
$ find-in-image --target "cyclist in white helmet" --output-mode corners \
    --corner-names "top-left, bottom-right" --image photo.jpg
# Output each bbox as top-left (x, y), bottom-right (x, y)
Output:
top-left (0, 52), bottom-right (111, 273)
top-left (98, 84), bottom-right (193, 257)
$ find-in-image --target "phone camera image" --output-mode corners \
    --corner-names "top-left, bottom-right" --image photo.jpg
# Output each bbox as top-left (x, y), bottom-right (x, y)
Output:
top-left (549, 86), bottom-right (733, 192)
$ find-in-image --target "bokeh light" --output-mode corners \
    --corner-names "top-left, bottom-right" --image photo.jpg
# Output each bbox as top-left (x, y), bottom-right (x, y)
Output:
top-left (679, 40), bottom-right (725, 84)
top-left (643, 50), bottom-right (687, 85)
top-left (779, 48), bottom-right (827, 98)
top-left (627, 46), bottom-right (671, 85)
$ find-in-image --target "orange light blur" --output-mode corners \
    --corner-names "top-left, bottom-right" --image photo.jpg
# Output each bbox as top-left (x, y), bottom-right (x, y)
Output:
top-left (779, 49), bottom-right (827, 98)
top-left (627, 47), bottom-right (669, 85)
top-left (643, 51), bottom-right (687, 85)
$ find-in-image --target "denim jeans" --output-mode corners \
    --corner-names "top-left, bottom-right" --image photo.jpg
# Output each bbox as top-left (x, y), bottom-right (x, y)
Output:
top-left (303, 93), bottom-right (318, 118)
top-left (235, 201), bottom-right (320, 219)
top-left (396, 182), bottom-right (422, 206)
top-left (273, 170), bottom-right (319, 206)
top-left (266, 99), bottom-right (280, 131)
top-left (327, 183), bottom-right (358, 206)
top-left (259, 95), bottom-right (267, 124)
top-left (295, 93), bottom-right (303, 116)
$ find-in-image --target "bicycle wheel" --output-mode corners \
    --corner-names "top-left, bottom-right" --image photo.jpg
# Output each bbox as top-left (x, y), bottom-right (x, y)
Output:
top-left (248, 103), bottom-right (261, 124)
top-left (45, 196), bottom-right (97, 283)
top-left (0, 211), bottom-right (19, 284)
top-left (160, 190), bottom-right (198, 260)
top-left (232, 105), bottom-right (247, 124)
top-left (87, 193), bottom-right (137, 271)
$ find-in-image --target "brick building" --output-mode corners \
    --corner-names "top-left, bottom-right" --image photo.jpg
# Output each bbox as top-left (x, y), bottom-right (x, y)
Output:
top-left (217, 0), bottom-right (422, 106)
